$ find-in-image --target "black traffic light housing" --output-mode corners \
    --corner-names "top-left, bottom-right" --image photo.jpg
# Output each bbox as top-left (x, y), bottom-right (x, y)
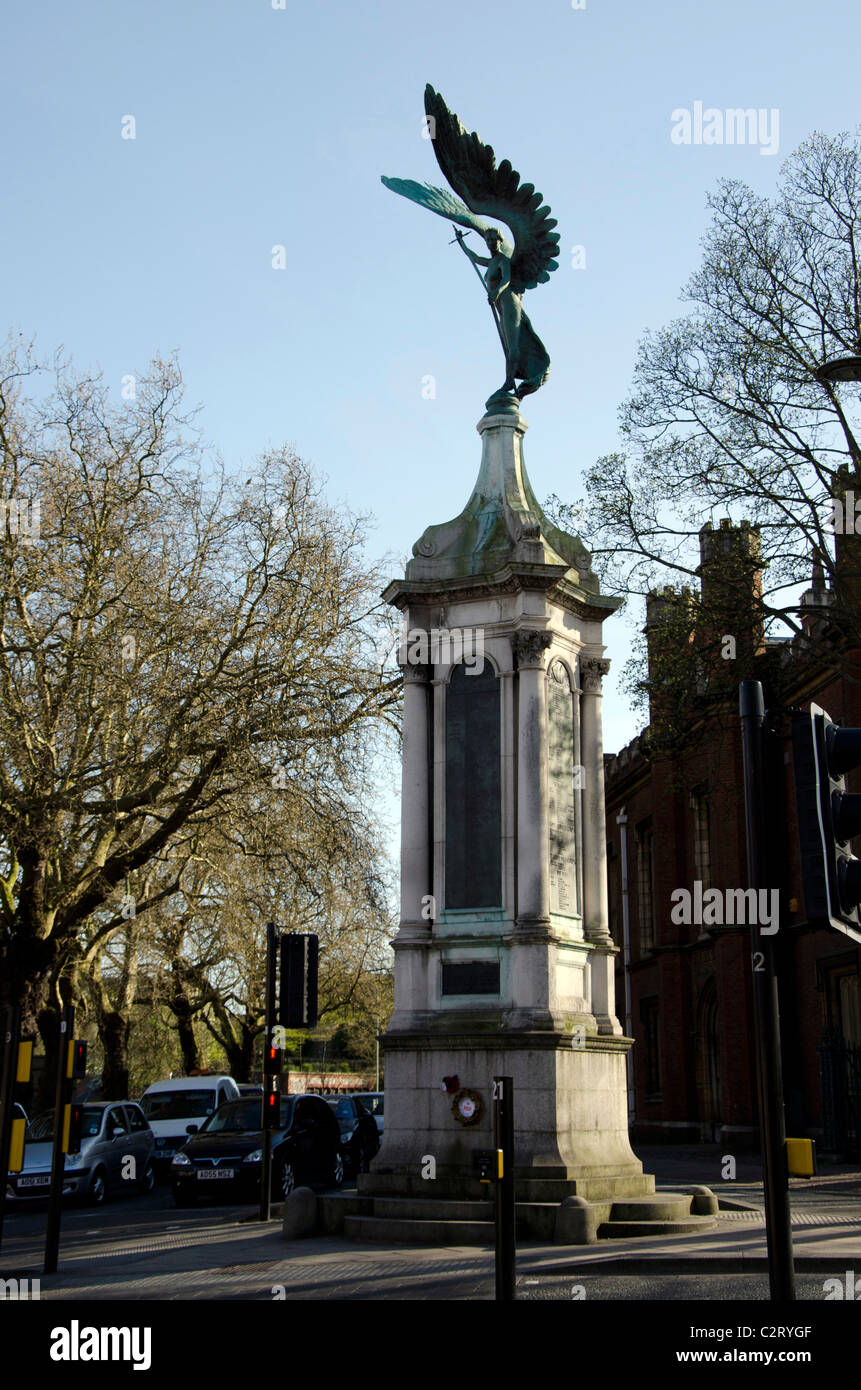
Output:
top-left (279, 933), bottom-right (319, 1028)
top-left (263, 1043), bottom-right (282, 1076)
top-left (64, 1102), bottom-right (85, 1155)
top-left (68, 1039), bottom-right (87, 1079)
top-left (792, 702), bottom-right (861, 942)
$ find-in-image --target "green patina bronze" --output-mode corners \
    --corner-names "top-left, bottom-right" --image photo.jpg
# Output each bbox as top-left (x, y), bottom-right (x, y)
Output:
top-left (382, 85), bottom-right (560, 413)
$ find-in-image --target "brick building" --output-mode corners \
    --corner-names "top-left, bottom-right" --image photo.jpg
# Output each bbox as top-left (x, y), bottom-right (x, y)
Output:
top-left (604, 519), bottom-right (861, 1151)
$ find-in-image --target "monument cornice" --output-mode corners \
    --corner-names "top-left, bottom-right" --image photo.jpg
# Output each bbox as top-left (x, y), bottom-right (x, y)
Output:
top-left (381, 1028), bottom-right (634, 1054)
top-left (382, 568), bottom-right (621, 624)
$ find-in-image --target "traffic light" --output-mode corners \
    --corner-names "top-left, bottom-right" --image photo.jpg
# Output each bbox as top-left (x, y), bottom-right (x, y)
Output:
top-left (263, 1041), bottom-right (282, 1076)
top-left (62, 1102), bottom-right (85, 1155)
top-left (279, 933), bottom-right (319, 1028)
top-left (261, 1078), bottom-right (281, 1129)
top-left (792, 702), bottom-right (861, 942)
top-left (67, 1039), bottom-right (87, 1079)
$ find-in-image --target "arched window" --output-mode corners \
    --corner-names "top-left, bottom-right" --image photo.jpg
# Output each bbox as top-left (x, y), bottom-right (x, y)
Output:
top-left (445, 661), bottom-right (501, 908)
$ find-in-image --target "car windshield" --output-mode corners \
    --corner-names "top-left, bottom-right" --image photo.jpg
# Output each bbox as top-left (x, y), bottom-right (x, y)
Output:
top-left (200, 1098), bottom-right (293, 1133)
top-left (140, 1090), bottom-right (218, 1121)
top-left (356, 1095), bottom-right (383, 1115)
top-left (27, 1107), bottom-right (103, 1141)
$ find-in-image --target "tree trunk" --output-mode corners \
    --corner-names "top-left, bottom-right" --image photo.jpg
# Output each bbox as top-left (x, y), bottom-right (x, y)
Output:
top-left (172, 998), bottom-right (201, 1074)
top-left (99, 1010), bottom-right (130, 1099)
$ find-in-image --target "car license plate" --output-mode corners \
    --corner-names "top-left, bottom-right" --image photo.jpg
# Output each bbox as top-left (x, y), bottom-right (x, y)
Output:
top-left (18, 1175), bottom-right (50, 1188)
top-left (198, 1168), bottom-right (235, 1180)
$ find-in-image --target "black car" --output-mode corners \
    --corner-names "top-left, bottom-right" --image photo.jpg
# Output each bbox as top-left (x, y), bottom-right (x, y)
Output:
top-left (324, 1095), bottom-right (380, 1175)
top-left (170, 1094), bottom-right (344, 1204)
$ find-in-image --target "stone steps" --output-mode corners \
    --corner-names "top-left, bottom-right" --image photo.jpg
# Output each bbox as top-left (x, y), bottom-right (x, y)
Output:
top-left (598, 1215), bottom-right (717, 1238)
top-left (608, 1195), bottom-right (695, 1221)
top-left (345, 1214), bottom-right (495, 1245)
top-left (329, 1189), bottom-right (718, 1245)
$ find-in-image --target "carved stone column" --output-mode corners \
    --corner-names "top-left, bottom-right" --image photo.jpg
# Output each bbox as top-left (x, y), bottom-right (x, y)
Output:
top-left (513, 629), bottom-right (552, 927)
top-left (580, 656), bottom-right (612, 947)
top-left (398, 662), bottom-right (432, 933)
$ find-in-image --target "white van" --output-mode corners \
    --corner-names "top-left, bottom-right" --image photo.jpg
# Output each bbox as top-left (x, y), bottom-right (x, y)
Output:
top-left (140, 1075), bottom-right (240, 1172)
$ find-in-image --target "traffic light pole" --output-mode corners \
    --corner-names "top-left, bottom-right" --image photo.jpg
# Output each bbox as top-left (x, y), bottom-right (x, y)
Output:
top-left (44, 1002), bottom-right (74, 1277)
top-left (259, 922), bottom-right (278, 1223)
top-left (493, 1075), bottom-right (515, 1301)
top-left (739, 681), bottom-right (795, 1302)
top-left (0, 1006), bottom-right (21, 1255)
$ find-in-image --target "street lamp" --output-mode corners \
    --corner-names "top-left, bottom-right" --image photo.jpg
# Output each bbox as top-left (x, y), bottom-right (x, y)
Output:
top-left (815, 355), bottom-right (861, 384)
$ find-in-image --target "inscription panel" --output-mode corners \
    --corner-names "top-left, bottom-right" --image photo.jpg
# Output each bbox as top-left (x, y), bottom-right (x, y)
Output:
top-left (445, 662), bottom-right (502, 908)
top-left (441, 961), bottom-right (501, 995)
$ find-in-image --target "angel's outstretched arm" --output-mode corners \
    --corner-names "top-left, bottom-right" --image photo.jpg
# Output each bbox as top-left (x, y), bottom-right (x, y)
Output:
top-left (454, 231), bottom-right (490, 267)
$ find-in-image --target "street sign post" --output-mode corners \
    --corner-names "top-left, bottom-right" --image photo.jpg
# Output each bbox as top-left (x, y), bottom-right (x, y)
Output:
top-left (492, 1075), bottom-right (515, 1301)
top-left (44, 1003), bottom-right (74, 1276)
top-left (0, 1006), bottom-right (22, 1255)
top-left (259, 923), bottom-right (279, 1223)
top-left (739, 681), bottom-right (795, 1302)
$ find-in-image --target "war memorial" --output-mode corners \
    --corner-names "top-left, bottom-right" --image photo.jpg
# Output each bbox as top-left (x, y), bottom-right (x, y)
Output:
top-left (321, 85), bottom-right (716, 1243)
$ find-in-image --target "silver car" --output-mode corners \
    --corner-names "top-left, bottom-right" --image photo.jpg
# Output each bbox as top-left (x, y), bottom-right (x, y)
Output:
top-left (7, 1101), bottom-right (155, 1205)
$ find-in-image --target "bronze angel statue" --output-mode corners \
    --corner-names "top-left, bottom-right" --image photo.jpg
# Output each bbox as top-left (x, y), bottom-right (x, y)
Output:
top-left (382, 85), bottom-right (560, 411)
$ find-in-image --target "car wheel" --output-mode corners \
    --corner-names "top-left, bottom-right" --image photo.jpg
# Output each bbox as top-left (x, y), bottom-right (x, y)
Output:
top-left (331, 1152), bottom-right (345, 1189)
top-left (138, 1160), bottom-right (156, 1195)
top-left (277, 1162), bottom-right (295, 1200)
top-left (87, 1168), bottom-right (107, 1206)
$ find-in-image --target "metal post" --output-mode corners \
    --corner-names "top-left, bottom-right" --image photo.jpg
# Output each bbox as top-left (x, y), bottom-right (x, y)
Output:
top-left (739, 681), bottom-right (795, 1301)
top-left (0, 1006), bottom-right (21, 1253)
top-left (259, 922), bottom-right (278, 1222)
top-left (493, 1075), bottom-right (515, 1300)
top-left (44, 1003), bottom-right (73, 1276)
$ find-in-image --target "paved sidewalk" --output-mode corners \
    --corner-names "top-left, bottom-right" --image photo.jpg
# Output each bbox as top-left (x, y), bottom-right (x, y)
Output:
top-left (22, 1200), bottom-right (861, 1299)
top-left (11, 1146), bottom-right (860, 1300)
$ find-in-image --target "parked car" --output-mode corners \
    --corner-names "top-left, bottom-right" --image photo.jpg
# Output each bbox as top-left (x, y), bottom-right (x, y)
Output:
top-left (170, 1094), bottom-right (343, 1205)
top-left (324, 1095), bottom-right (380, 1174)
top-left (7, 1102), bottom-right (155, 1205)
top-left (350, 1092), bottom-right (384, 1136)
top-left (140, 1075), bottom-right (240, 1174)
top-left (237, 1084), bottom-right (263, 1098)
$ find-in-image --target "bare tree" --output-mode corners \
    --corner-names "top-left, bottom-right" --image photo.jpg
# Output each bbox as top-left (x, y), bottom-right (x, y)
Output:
top-left (554, 128), bottom-right (861, 730)
top-left (0, 339), bottom-right (399, 1071)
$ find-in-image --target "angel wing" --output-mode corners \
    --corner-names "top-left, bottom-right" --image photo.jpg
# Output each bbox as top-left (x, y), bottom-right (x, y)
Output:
top-left (422, 84), bottom-right (560, 294)
top-left (380, 176), bottom-right (493, 239)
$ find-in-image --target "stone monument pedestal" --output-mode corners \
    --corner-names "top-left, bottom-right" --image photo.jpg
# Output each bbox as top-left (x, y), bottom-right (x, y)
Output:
top-left (319, 408), bottom-right (710, 1242)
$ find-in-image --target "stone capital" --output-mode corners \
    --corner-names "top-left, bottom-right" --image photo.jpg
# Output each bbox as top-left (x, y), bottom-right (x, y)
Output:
top-left (511, 629), bottom-right (552, 669)
top-left (399, 661), bottom-right (431, 685)
top-left (580, 656), bottom-right (611, 693)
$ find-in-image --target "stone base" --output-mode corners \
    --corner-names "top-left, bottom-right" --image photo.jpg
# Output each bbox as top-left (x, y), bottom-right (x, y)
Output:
top-left (365, 1029), bottom-right (643, 1199)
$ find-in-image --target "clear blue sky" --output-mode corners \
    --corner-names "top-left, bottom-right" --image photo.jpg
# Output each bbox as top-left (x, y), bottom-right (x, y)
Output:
top-left (3, 0), bottom-right (859, 799)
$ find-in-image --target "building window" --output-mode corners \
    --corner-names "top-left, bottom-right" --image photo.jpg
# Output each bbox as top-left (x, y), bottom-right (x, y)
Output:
top-left (691, 785), bottom-right (711, 889)
top-left (637, 821), bottom-right (655, 953)
top-left (607, 840), bottom-right (619, 946)
top-left (641, 997), bottom-right (661, 1098)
